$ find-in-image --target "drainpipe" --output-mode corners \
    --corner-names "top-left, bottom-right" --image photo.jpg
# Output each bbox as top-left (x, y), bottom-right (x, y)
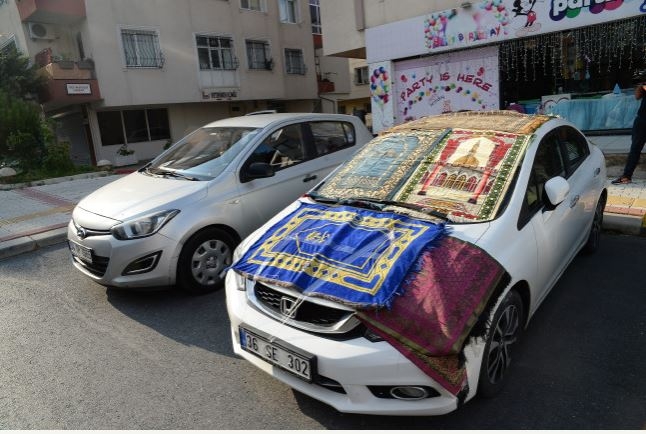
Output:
top-left (318, 95), bottom-right (338, 114)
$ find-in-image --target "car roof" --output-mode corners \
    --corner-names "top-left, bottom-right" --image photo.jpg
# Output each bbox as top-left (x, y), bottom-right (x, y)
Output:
top-left (203, 113), bottom-right (356, 129)
top-left (381, 110), bottom-right (555, 136)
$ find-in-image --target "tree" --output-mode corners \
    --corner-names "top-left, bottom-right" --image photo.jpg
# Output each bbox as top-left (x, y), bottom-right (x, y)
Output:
top-left (0, 90), bottom-right (48, 170)
top-left (0, 46), bottom-right (46, 98)
top-left (0, 48), bottom-right (49, 171)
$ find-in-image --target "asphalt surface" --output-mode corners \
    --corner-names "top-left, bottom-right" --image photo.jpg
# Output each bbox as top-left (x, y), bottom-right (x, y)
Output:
top-left (0, 235), bottom-right (644, 429)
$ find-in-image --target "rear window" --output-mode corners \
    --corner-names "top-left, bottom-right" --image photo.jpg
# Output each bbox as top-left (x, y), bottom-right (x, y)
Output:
top-left (310, 121), bottom-right (355, 156)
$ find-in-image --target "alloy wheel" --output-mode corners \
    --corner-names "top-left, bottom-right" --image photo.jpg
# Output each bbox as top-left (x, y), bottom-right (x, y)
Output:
top-left (485, 303), bottom-right (520, 385)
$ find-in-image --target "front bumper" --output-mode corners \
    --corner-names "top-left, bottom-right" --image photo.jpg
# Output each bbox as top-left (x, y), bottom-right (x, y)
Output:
top-left (225, 270), bottom-right (485, 416)
top-left (66, 219), bottom-right (179, 288)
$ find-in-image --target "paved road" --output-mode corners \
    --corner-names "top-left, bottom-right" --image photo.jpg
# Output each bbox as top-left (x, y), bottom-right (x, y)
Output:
top-left (0, 234), bottom-right (645, 429)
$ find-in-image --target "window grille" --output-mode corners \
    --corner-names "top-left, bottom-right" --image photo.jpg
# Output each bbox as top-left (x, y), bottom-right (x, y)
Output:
top-left (285, 49), bottom-right (306, 75)
top-left (246, 40), bottom-right (271, 70)
top-left (121, 29), bottom-right (163, 68)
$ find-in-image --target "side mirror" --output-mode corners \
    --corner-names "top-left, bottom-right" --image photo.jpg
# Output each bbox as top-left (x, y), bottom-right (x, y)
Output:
top-left (544, 176), bottom-right (570, 207)
top-left (241, 162), bottom-right (275, 183)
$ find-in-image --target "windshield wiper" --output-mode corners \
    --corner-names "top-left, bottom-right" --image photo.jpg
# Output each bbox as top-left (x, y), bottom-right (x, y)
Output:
top-left (379, 199), bottom-right (451, 222)
top-left (145, 168), bottom-right (199, 181)
top-left (338, 197), bottom-right (451, 222)
top-left (306, 191), bottom-right (339, 204)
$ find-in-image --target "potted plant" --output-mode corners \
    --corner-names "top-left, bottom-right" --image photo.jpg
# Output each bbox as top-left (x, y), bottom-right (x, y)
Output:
top-left (114, 144), bottom-right (138, 167)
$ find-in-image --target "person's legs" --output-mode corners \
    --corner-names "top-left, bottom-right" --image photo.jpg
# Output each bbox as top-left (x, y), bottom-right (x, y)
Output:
top-left (622, 116), bottom-right (646, 179)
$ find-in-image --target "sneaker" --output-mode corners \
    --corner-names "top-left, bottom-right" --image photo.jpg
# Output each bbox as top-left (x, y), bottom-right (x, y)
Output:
top-left (611, 176), bottom-right (632, 185)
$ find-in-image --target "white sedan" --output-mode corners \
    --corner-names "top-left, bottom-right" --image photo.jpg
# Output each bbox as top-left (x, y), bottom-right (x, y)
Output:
top-left (225, 111), bottom-right (607, 415)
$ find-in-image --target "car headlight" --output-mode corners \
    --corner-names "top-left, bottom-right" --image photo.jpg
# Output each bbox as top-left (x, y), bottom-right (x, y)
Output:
top-left (231, 246), bottom-right (247, 291)
top-left (111, 209), bottom-right (180, 240)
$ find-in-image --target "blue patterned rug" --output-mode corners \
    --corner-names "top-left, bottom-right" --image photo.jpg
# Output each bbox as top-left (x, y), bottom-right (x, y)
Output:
top-left (231, 201), bottom-right (448, 308)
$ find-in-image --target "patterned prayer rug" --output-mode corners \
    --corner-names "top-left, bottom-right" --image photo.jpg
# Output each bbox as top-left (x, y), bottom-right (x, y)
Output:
top-left (231, 201), bottom-right (448, 308)
top-left (395, 129), bottom-right (532, 221)
top-left (318, 129), bottom-right (448, 201)
top-left (358, 236), bottom-right (507, 396)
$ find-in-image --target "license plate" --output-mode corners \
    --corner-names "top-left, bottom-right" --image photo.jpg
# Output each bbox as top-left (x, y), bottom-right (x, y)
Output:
top-left (239, 326), bottom-right (315, 382)
top-left (68, 240), bottom-right (93, 264)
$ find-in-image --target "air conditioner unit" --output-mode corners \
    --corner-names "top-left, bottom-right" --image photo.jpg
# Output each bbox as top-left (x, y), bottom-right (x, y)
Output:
top-left (28, 22), bottom-right (57, 40)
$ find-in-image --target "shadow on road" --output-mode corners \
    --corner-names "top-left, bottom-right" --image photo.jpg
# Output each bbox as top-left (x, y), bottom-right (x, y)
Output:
top-left (105, 285), bottom-right (235, 357)
top-left (290, 233), bottom-right (646, 429)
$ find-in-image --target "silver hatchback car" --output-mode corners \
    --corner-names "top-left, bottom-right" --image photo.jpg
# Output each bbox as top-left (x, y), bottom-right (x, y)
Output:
top-left (67, 113), bottom-right (373, 294)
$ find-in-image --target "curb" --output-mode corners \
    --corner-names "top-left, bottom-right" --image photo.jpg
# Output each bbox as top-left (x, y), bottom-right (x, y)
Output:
top-left (0, 227), bottom-right (68, 260)
top-left (0, 170), bottom-right (113, 191)
top-left (602, 213), bottom-right (646, 236)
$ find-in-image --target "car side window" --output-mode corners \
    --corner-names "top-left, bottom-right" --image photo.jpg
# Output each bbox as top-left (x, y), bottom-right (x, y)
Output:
top-left (245, 123), bottom-right (305, 170)
top-left (557, 126), bottom-right (589, 176)
top-left (310, 121), bottom-right (356, 156)
top-left (518, 134), bottom-right (566, 229)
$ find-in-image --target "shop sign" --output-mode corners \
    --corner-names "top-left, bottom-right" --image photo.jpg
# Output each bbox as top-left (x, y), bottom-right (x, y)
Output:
top-left (202, 88), bottom-right (239, 101)
top-left (392, 46), bottom-right (499, 124)
top-left (66, 83), bottom-right (92, 95)
top-left (366, 0), bottom-right (646, 62)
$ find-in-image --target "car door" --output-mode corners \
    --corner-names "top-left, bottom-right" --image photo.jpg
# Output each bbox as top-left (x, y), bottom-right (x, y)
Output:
top-left (232, 121), bottom-right (330, 238)
top-left (307, 120), bottom-right (359, 180)
top-left (555, 126), bottom-right (595, 257)
top-left (517, 130), bottom-right (581, 304)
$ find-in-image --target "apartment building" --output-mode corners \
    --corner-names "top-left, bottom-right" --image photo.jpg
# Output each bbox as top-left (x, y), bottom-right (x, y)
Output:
top-left (320, 0), bottom-right (646, 151)
top-left (0, 0), bottom-right (318, 166)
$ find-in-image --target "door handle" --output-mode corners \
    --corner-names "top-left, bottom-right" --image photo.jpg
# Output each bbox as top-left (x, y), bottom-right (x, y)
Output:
top-left (569, 195), bottom-right (580, 208)
top-left (303, 174), bottom-right (317, 182)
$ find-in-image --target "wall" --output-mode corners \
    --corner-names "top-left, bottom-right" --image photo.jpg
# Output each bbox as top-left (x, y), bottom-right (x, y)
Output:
top-left (320, 0), bottom-right (459, 58)
top-left (83, 0), bottom-right (317, 108)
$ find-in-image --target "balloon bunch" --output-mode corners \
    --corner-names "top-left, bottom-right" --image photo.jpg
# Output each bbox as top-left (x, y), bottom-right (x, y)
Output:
top-left (370, 66), bottom-right (390, 106)
top-left (424, 10), bottom-right (457, 49)
top-left (479, 0), bottom-right (510, 35)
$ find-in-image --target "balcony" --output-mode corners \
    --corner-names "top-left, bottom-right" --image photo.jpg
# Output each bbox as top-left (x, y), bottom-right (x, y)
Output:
top-left (17, 0), bottom-right (86, 24)
top-left (36, 49), bottom-right (101, 111)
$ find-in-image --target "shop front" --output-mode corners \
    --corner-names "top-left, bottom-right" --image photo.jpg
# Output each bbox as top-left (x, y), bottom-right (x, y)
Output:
top-left (365, 0), bottom-right (646, 139)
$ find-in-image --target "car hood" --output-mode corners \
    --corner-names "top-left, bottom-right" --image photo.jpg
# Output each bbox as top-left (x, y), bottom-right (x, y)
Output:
top-left (235, 199), bottom-right (492, 264)
top-left (76, 172), bottom-right (207, 222)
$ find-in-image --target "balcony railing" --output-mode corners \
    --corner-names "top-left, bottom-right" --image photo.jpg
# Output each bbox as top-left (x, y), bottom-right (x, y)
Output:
top-left (35, 49), bottom-right (101, 110)
top-left (17, 0), bottom-right (86, 24)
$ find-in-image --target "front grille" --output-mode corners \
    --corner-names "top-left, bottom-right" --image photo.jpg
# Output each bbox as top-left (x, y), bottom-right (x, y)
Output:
top-left (255, 284), bottom-right (348, 326)
top-left (250, 281), bottom-right (361, 335)
top-left (73, 253), bottom-right (109, 277)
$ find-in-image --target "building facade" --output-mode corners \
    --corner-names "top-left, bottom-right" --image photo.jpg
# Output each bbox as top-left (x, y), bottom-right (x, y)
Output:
top-left (0, 0), bottom-right (318, 166)
top-left (320, 0), bottom-right (646, 152)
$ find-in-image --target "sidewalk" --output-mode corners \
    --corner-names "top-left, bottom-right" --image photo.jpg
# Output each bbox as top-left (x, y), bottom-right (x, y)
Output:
top-left (1, 171), bottom-right (645, 261)
top-left (0, 171), bottom-right (127, 260)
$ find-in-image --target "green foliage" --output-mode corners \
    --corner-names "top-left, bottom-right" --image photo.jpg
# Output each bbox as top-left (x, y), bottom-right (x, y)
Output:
top-left (0, 46), bottom-right (46, 98)
top-left (42, 141), bottom-right (75, 176)
top-left (0, 90), bottom-right (47, 170)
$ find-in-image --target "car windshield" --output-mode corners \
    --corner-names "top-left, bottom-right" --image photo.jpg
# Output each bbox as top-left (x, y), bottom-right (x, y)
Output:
top-left (314, 127), bottom-right (531, 223)
top-left (146, 126), bottom-right (261, 179)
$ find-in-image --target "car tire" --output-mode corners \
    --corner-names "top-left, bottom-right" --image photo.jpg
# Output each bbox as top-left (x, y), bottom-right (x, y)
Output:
top-left (477, 290), bottom-right (524, 398)
top-left (582, 194), bottom-right (606, 255)
top-left (177, 227), bottom-right (235, 295)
